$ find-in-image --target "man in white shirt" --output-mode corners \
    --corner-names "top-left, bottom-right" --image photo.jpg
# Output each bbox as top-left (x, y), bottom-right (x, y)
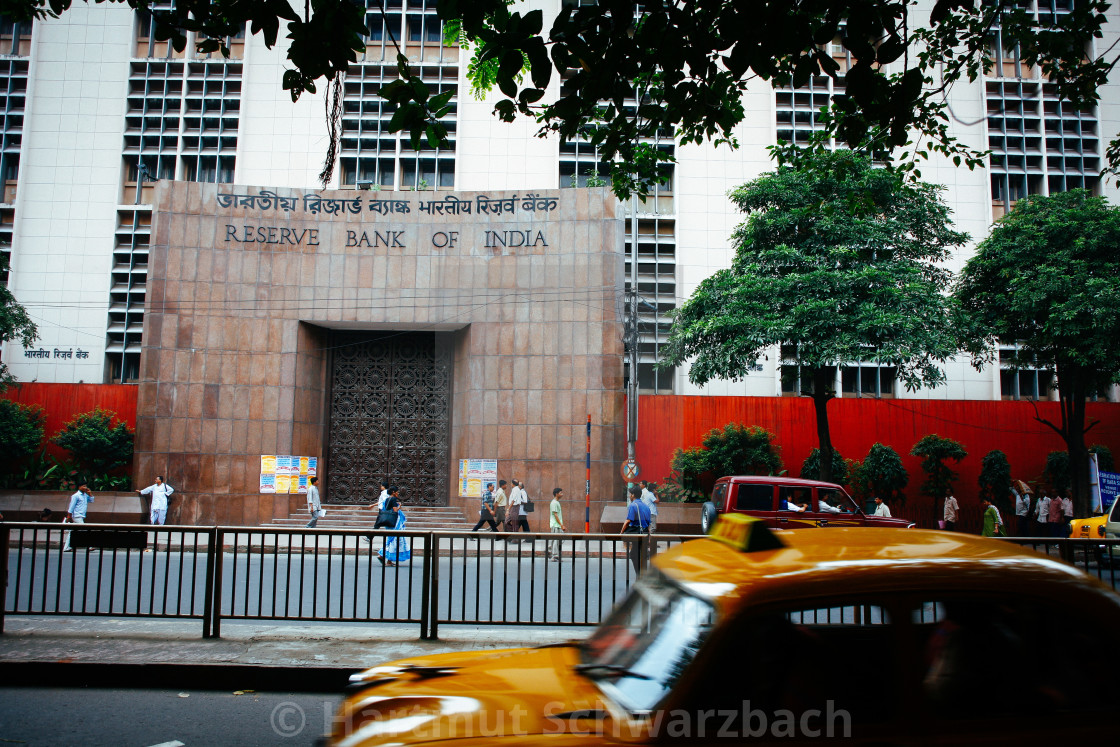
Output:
top-left (1014, 488), bottom-right (1032, 536)
top-left (639, 481), bottom-right (659, 533)
top-left (305, 477), bottom-right (322, 528)
top-left (507, 479), bottom-right (530, 535)
top-left (64, 484), bottom-right (94, 552)
top-left (1035, 493), bottom-right (1051, 536)
top-left (138, 475), bottom-right (174, 525)
top-left (873, 496), bottom-right (891, 518)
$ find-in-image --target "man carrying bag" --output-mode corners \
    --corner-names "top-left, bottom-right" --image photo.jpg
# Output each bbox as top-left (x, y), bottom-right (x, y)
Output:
top-left (621, 485), bottom-right (652, 571)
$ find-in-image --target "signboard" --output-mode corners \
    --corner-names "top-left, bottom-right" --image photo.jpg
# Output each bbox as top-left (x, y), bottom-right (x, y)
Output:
top-left (458, 458), bottom-right (498, 498)
top-left (260, 454), bottom-right (318, 494)
top-left (1100, 470), bottom-right (1120, 512)
top-left (621, 459), bottom-right (640, 481)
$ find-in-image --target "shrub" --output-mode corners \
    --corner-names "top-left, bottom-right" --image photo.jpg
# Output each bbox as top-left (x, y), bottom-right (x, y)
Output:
top-left (0, 399), bottom-right (45, 469)
top-left (1090, 444), bottom-right (1114, 472)
top-left (850, 443), bottom-right (908, 505)
top-left (799, 448), bottom-right (850, 485)
top-left (51, 408), bottom-right (134, 475)
top-left (910, 434), bottom-right (967, 502)
top-left (1043, 451), bottom-right (1069, 494)
top-left (978, 449), bottom-right (1012, 518)
top-left (664, 423), bottom-right (783, 502)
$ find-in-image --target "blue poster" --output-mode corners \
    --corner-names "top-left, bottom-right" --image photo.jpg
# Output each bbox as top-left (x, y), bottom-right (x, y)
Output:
top-left (1100, 470), bottom-right (1120, 512)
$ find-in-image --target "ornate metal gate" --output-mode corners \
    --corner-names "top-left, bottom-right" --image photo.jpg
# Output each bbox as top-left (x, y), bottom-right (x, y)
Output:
top-left (326, 331), bottom-right (452, 505)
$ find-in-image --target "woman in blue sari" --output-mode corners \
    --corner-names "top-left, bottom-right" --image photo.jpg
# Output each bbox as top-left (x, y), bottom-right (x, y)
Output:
top-left (378, 489), bottom-right (410, 565)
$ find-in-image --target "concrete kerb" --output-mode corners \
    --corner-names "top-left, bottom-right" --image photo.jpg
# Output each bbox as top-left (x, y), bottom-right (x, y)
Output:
top-left (0, 616), bottom-right (586, 692)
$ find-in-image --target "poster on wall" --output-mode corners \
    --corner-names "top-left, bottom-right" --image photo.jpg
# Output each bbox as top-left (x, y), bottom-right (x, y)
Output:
top-left (261, 454), bottom-right (318, 494)
top-left (458, 458), bottom-right (498, 498)
top-left (1100, 470), bottom-right (1120, 511)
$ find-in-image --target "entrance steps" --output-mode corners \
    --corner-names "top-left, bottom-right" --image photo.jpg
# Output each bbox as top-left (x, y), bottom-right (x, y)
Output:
top-left (265, 503), bottom-right (470, 531)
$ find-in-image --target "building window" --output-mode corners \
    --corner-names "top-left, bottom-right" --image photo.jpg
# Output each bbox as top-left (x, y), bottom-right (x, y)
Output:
top-left (625, 218), bottom-right (677, 394)
top-left (0, 14), bottom-right (32, 57)
top-left (841, 364), bottom-right (897, 398)
top-left (998, 342), bottom-right (1054, 401)
top-left (340, 2), bottom-right (458, 191)
top-left (986, 3), bottom-right (1099, 221)
top-left (109, 13), bottom-right (244, 382)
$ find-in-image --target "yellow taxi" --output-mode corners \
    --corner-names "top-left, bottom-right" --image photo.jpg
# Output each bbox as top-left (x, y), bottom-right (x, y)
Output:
top-left (1068, 513), bottom-right (1108, 540)
top-left (327, 517), bottom-right (1120, 745)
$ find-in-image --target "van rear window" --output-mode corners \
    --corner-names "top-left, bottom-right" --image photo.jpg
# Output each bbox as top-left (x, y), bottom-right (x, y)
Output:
top-left (735, 484), bottom-right (774, 511)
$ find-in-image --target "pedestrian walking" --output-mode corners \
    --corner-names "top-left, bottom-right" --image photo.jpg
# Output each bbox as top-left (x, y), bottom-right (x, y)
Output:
top-left (1035, 492), bottom-right (1051, 536)
top-left (621, 485), bottom-right (652, 571)
top-left (981, 497), bottom-right (1005, 537)
top-left (1013, 486), bottom-right (1031, 536)
top-left (492, 480), bottom-right (508, 527)
top-left (379, 501), bottom-right (411, 566)
top-left (305, 477), bottom-right (323, 527)
top-left (63, 484), bottom-right (93, 552)
top-left (640, 481), bottom-right (659, 534)
top-left (376, 486), bottom-right (403, 565)
top-left (873, 495), bottom-right (892, 517)
top-left (943, 493), bottom-right (959, 531)
top-left (506, 479), bottom-right (531, 539)
top-left (1048, 489), bottom-right (1065, 537)
top-left (547, 488), bottom-right (566, 561)
top-left (138, 475), bottom-right (174, 525)
top-left (372, 481), bottom-right (389, 511)
top-left (471, 482), bottom-right (499, 532)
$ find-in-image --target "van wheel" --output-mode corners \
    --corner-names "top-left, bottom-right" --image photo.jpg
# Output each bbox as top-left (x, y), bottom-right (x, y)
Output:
top-left (700, 502), bottom-right (718, 534)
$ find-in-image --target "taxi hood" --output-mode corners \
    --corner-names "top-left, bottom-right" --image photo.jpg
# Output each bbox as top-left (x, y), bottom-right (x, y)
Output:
top-left (331, 644), bottom-right (616, 745)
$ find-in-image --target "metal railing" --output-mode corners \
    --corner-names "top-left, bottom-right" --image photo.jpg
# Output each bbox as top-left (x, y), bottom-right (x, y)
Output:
top-left (999, 535), bottom-right (1120, 589)
top-left (3, 522), bottom-right (692, 638)
top-left (6, 524), bottom-right (1117, 640)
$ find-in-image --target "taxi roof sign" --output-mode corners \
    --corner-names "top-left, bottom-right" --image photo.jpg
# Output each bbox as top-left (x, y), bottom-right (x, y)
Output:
top-left (709, 514), bottom-right (786, 553)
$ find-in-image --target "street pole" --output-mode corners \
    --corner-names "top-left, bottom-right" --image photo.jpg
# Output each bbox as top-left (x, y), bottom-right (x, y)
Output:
top-left (585, 414), bottom-right (591, 533)
top-left (627, 192), bottom-right (638, 468)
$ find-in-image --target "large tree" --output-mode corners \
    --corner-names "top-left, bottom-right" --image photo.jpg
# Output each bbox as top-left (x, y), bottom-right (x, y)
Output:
top-left (0, 255), bottom-right (39, 389)
top-left (12, 1), bottom-right (1117, 196)
top-left (956, 190), bottom-right (1120, 517)
top-left (659, 150), bottom-right (966, 483)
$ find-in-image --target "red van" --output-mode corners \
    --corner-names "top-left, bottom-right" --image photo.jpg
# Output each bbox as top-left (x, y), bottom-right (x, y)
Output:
top-left (700, 475), bottom-right (915, 533)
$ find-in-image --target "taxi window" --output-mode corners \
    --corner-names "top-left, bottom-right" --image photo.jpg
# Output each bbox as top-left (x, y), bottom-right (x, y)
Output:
top-left (674, 601), bottom-right (897, 736)
top-left (779, 486), bottom-right (812, 511)
top-left (735, 484), bottom-right (773, 511)
top-left (912, 595), bottom-right (1119, 721)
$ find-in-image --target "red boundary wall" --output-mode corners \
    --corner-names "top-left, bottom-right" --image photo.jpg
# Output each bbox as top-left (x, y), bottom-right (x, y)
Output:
top-left (635, 395), bottom-right (1120, 528)
top-left (1, 383), bottom-right (138, 459)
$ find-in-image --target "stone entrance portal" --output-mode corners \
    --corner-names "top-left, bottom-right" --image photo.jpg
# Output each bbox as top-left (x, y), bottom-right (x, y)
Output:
top-left (326, 331), bottom-right (451, 505)
top-left (137, 182), bottom-right (626, 528)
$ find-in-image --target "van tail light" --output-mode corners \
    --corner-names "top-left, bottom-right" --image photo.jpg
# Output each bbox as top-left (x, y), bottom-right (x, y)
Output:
top-left (1099, 525), bottom-right (1107, 538)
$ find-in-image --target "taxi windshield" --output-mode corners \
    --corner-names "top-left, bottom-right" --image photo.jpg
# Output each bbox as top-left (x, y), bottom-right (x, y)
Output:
top-left (578, 569), bottom-right (716, 713)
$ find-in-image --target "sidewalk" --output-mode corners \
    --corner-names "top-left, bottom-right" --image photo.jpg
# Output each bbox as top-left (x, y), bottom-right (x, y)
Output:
top-left (0, 616), bottom-right (586, 691)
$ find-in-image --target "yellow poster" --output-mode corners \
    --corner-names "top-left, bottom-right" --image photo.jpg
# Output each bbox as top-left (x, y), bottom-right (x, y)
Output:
top-left (276, 474), bottom-right (292, 494)
top-left (261, 455), bottom-right (277, 474)
top-left (299, 456), bottom-right (309, 475)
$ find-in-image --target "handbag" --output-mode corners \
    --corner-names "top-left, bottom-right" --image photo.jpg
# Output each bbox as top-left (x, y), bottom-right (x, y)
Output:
top-left (376, 509), bottom-right (396, 528)
top-left (523, 500), bottom-right (535, 513)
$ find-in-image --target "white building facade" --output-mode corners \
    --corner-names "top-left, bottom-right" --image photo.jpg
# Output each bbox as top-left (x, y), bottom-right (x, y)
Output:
top-left (2, 0), bottom-right (1118, 402)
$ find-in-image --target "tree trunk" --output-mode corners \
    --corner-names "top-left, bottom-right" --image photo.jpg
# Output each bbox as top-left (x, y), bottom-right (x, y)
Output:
top-left (810, 366), bottom-right (835, 484)
top-left (1038, 362), bottom-right (1097, 517)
